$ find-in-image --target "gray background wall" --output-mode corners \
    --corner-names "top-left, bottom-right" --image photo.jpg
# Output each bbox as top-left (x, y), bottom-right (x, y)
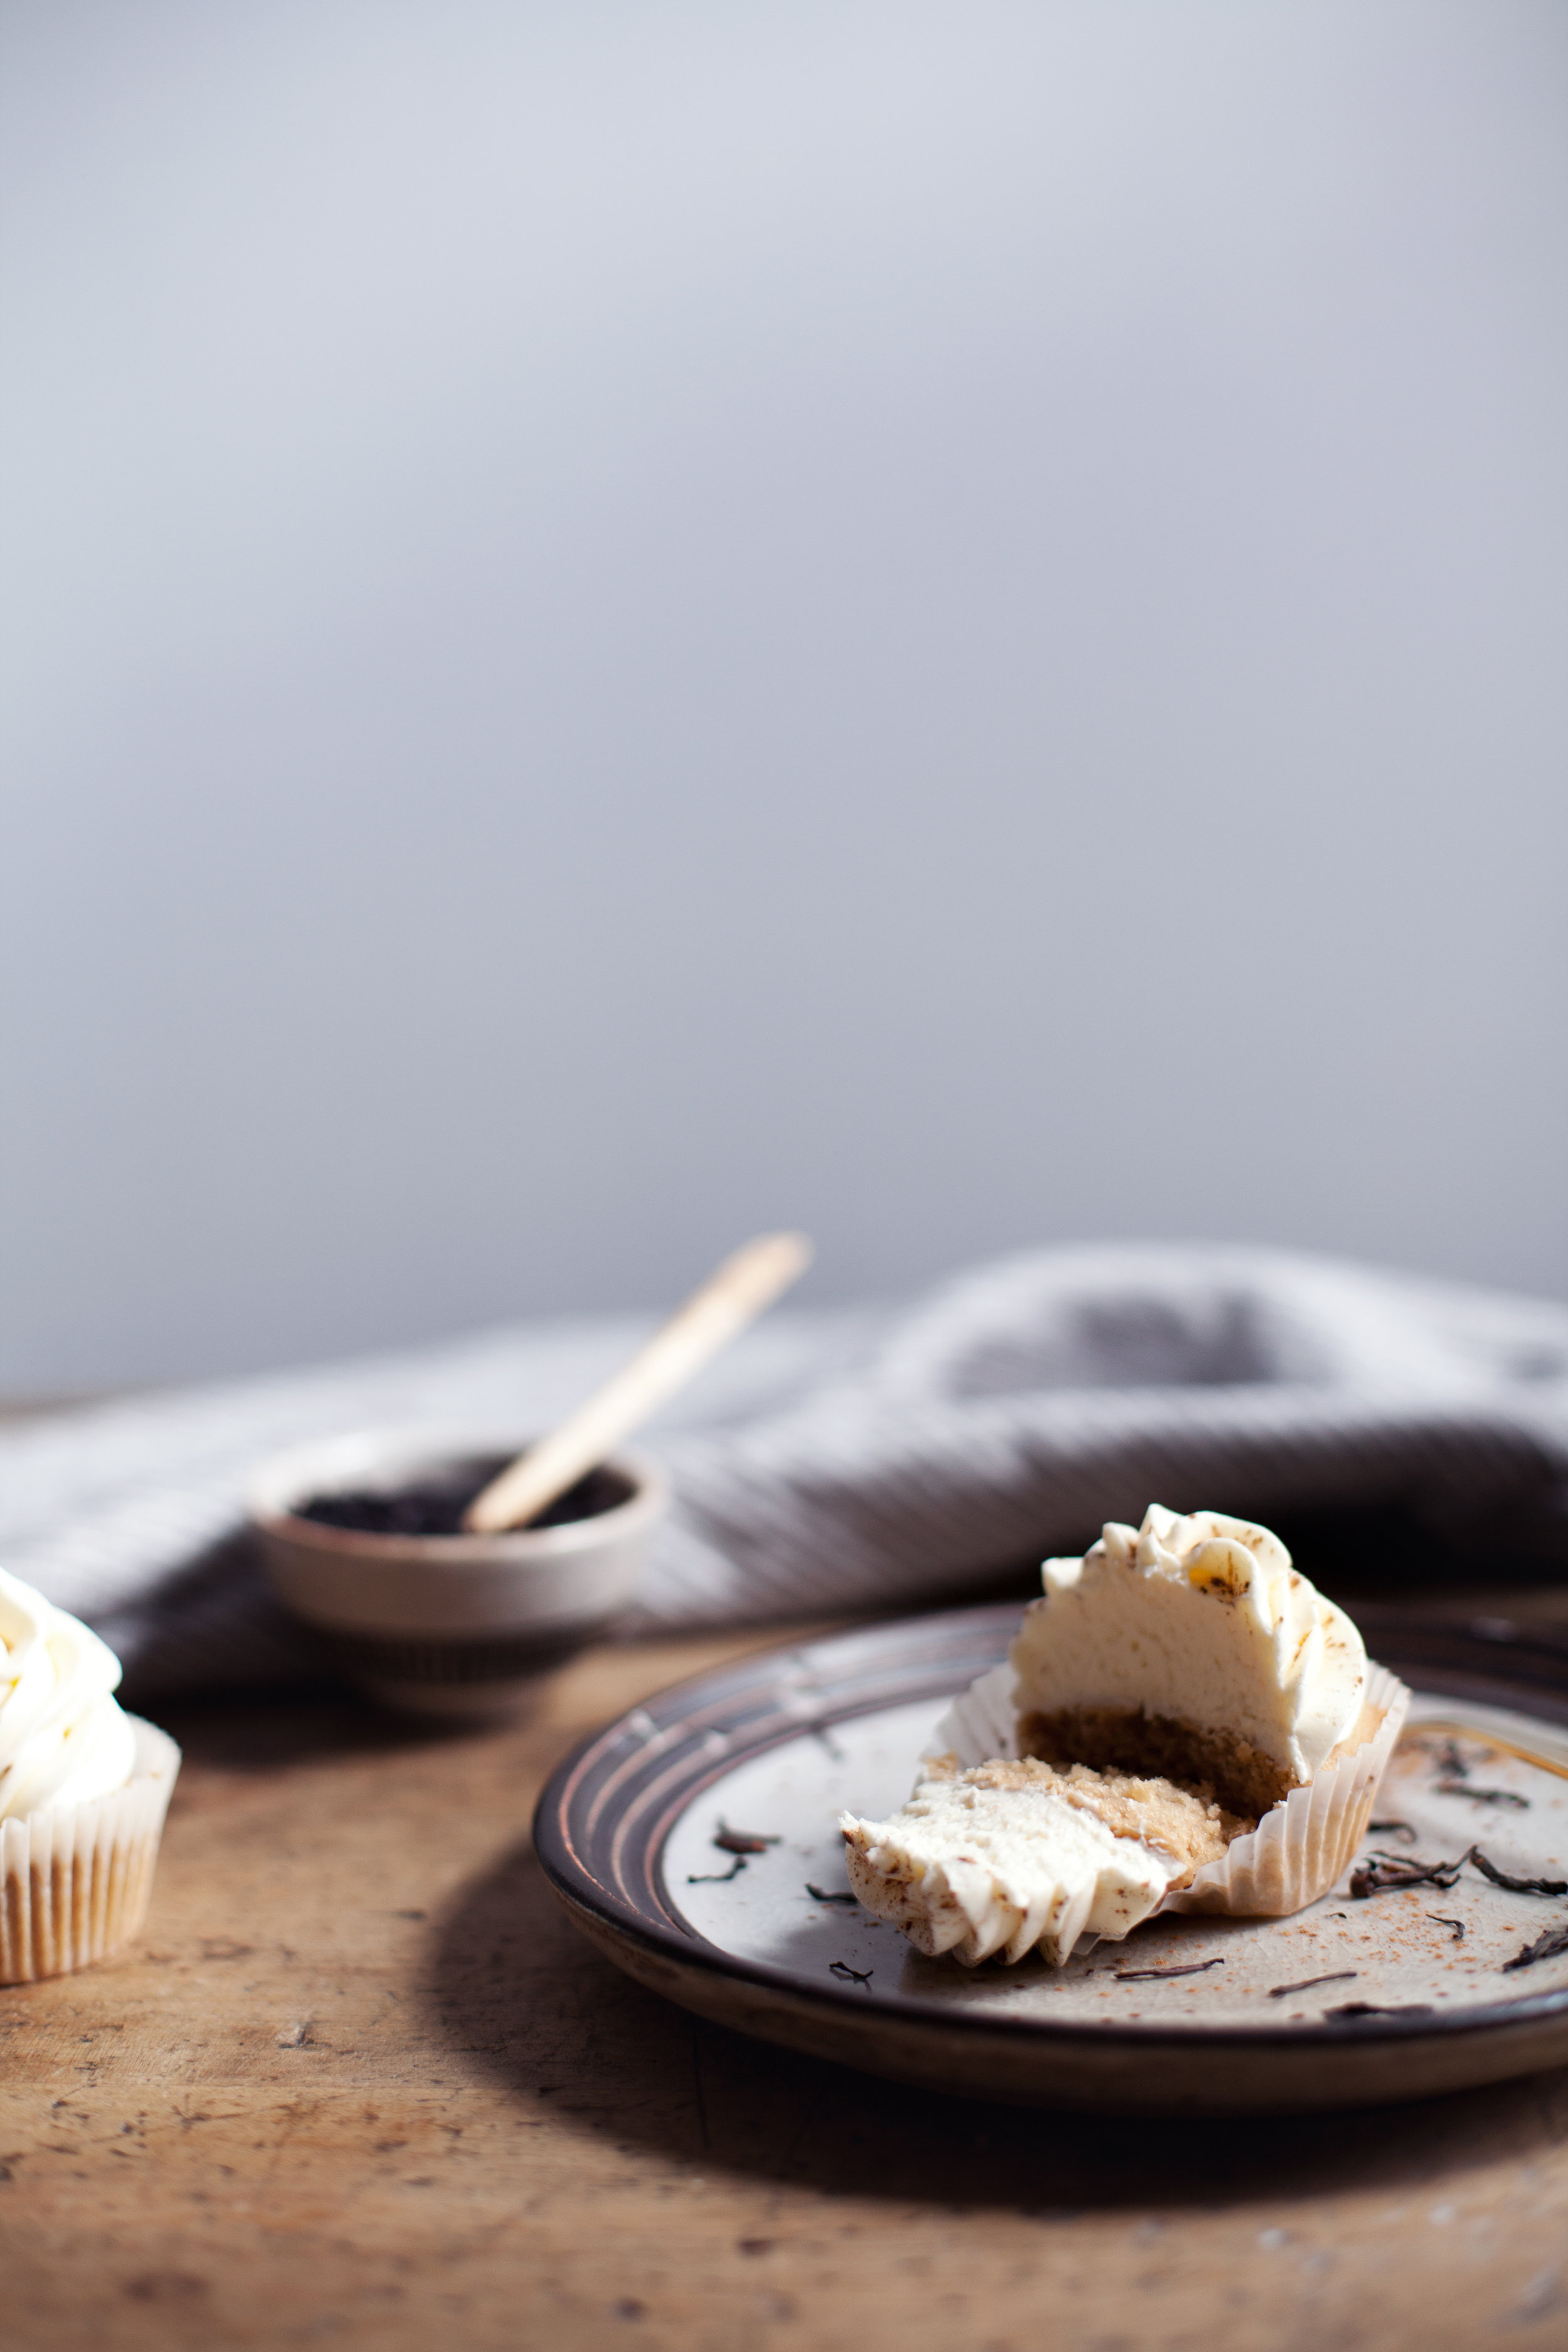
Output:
top-left (3, 0), bottom-right (1565, 1392)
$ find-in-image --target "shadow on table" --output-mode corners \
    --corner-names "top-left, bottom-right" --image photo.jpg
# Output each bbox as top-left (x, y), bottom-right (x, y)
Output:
top-left (149, 1683), bottom-right (526, 1772)
top-left (426, 1832), bottom-right (1568, 2217)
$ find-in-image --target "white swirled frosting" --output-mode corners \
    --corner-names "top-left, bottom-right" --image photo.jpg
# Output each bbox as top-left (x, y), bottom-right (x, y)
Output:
top-left (842, 1765), bottom-right (1179, 1966)
top-left (1012, 1505), bottom-right (1365, 1787)
top-left (0, 1568), bottom-right (137, 1821)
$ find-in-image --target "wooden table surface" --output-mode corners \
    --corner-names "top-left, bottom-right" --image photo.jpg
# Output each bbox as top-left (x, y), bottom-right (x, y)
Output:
top-left (6, 1619), bottom-right (1568, 2352)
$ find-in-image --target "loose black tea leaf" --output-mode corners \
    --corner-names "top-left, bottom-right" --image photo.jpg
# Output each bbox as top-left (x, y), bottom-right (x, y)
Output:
top-left (714, 1822), bottom-right (781, 1856)
top-left (829, 1961), bottom-right (874, 1987)
top-left (1367, 1820), bottom-right (1417, 1844)
top-left (1268, 1971), bottom-right (1358, 1999)
top-left (1353, 1844), bottom-right (1567, 1900)
top-left (1112, 1957), bottom-right (1225, 1983)
top-left (1351, 1851), bottom-right (1468, 1899)
top-left (1327, 2002), bottom-right (1435, 2020)
top-left (1428, 1914), bottom-right (1466, 1943)
top-left (687, 1857), bottom-right (747, 1885)
top-left (1431, 1738), bottom-right (1470, 1780)
top-left (805, 1883), bottom-right (859, 1906)
top-left (1466, 1850), bottom-right (1568, 1897)
top-left (1358, 1845), bottom-right (1568, 1900)
top-left (1502, 1921), bottom-right (1568, 1973)
top-left (1434, 1783), bottom-right (1529, 1809)
top-left (300, 1459), bottom-right (632, 1536)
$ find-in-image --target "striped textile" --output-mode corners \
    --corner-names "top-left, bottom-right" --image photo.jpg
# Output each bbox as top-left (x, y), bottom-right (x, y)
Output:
top-left (3, 1246), bottom-right (1565, 1697)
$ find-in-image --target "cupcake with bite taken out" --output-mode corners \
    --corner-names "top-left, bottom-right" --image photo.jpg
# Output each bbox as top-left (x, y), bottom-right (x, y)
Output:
top-left (841, 1506), bottom-right (1407, 1966)
top-left (0, 1566), bottom-right (181, 1984)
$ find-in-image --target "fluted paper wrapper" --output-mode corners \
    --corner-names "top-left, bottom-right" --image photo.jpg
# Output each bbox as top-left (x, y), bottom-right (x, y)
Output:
top-left (926, 1662), bottom-right (1410, 1922)
top-left (0, 1718), bottom-right (181, 1986)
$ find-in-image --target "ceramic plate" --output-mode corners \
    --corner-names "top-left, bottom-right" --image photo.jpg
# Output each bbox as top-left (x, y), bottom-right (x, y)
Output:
top-left (534, 1604), bottom-right (1568, 2112)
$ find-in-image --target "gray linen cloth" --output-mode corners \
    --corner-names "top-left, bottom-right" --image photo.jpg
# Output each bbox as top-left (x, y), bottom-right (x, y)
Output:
top-left (3, 1245), bottom-right (1567, 1698)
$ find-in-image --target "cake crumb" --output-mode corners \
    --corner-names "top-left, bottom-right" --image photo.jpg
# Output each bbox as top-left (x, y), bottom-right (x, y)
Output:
top-left (956, 1756), bottom-right (1251, 1884)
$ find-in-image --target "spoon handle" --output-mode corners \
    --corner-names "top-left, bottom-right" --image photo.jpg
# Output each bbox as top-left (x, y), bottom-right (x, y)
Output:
top-left (462, 1231), bottom-right (813, 1534)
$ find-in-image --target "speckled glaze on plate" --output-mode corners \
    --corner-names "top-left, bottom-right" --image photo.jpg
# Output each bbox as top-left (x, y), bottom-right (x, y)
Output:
top-left (533, 1604), bottom-right (1568, 2112)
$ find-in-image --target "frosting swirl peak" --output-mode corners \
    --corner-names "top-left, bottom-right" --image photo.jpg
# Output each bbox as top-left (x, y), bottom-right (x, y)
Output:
top-left (0, 1569), bottom-right (137, 1821)
top-left (1012, 1505), bottom-right (1365, 1806)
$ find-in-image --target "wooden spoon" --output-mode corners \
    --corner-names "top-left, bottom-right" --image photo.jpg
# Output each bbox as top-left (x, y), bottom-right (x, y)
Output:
top-left (462, 1231), bottom-right (813, 1534)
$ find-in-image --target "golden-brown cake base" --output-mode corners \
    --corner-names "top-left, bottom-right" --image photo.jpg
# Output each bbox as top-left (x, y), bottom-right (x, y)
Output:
top-left (1019, 1704), bottom-right (1293, 1817)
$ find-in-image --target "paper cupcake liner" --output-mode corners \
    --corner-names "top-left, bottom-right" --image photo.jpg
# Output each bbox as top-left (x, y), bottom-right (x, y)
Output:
top-left (926, 1661), bottom-right (1022, 1769)
top-left (0, 1718), bottom-right (181, 1986)
top-left (1165, 1665), bottom-right (1409, 1915)
top-left (926, 1661), bottom-right (1411, 1922)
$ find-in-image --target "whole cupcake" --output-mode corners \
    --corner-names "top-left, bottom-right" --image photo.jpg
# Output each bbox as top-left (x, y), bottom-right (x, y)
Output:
top-left (0, 1567), bottom-right (181, 1984)
top-left (841, 1506), bottom-right (1409, 1966)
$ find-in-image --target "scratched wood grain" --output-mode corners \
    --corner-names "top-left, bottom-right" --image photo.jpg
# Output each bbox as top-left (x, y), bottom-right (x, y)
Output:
top-left (3, 1623), bottom-right (1566, 2352)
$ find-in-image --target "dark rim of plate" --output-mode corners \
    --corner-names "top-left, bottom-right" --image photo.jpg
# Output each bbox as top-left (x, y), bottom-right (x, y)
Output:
top-left (532, 1600), bottom-right (1568, 2052)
